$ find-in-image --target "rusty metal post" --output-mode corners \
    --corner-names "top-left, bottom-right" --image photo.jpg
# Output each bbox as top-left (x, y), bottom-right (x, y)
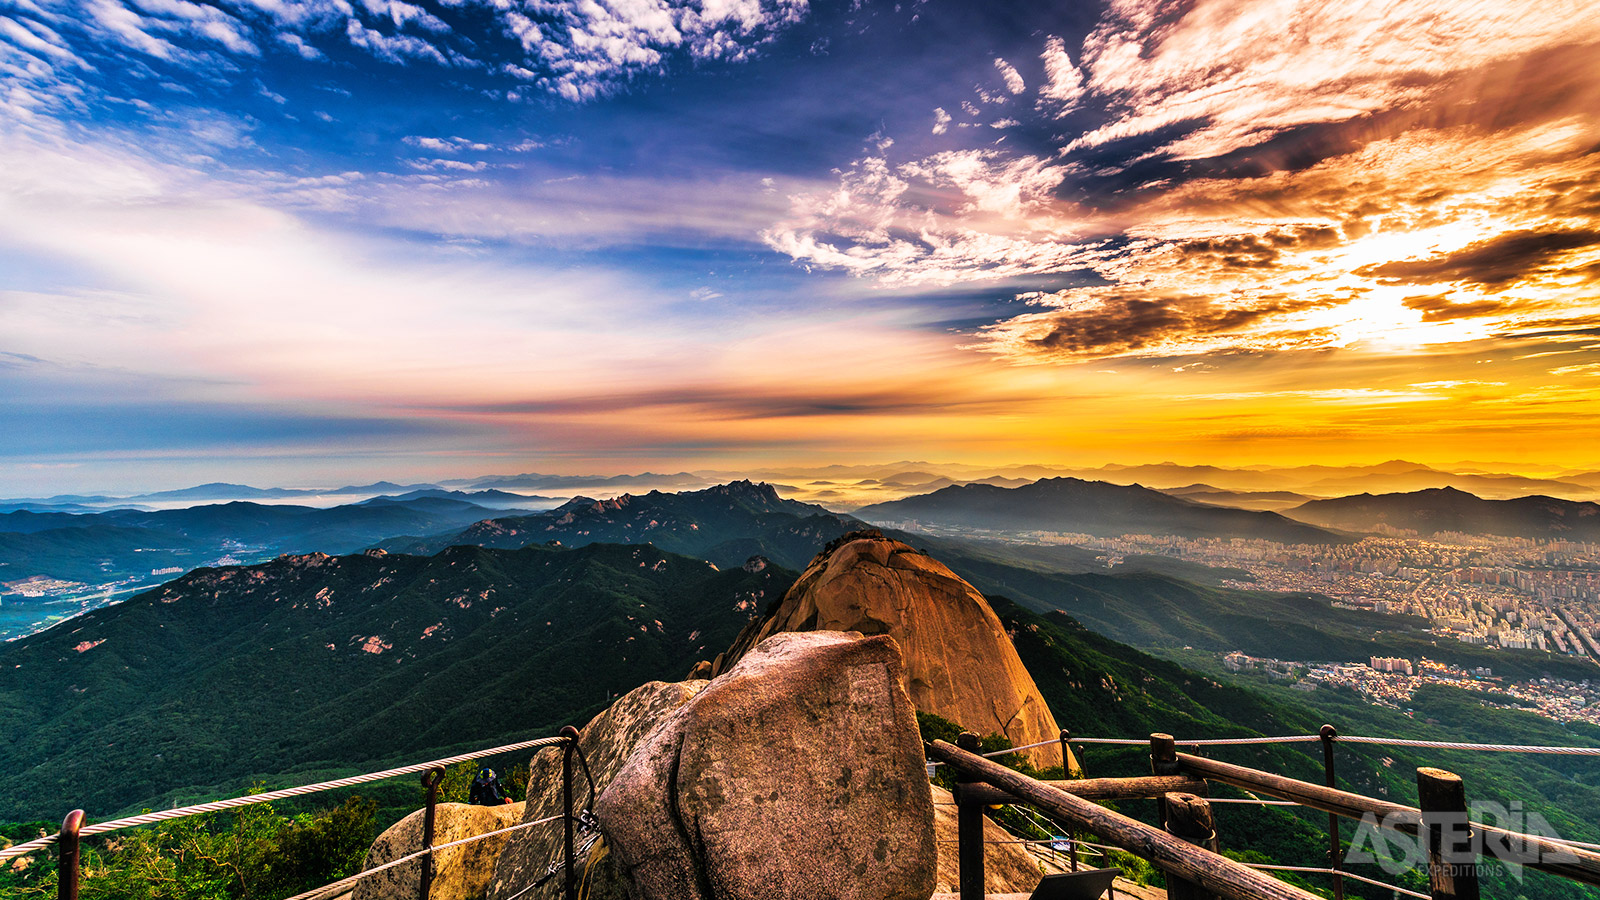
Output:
top-left (57, 809), bottom-right (85, 900)
top-left (955, 732), bottom-right (986, 900)
top-left (1321, 724), bottom-right (1345, 900)
top-left (419, 766), bottom-right (445, 900)
top-left (1059, 728), bottom-right (1078, 871)
top-left (561, 725), bottom-right (581, 900)
top-left (1164, 793), bottom-right (1220, 900)
top-left (1418, 768), bottom-right (1480, 900)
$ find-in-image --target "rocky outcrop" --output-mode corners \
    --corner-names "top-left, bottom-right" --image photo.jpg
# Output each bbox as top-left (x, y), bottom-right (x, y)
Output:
top-left (598, 631), bottom-right (936, 900)
top-left (710, 532), bottom-right (1073, 770)
top-left (488, 680), bottom-right (708, 900)
top-left (355, 802), bottom-right (522, 900)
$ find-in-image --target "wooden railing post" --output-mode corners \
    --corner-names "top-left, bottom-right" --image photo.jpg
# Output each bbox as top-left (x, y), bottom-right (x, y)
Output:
top-left (419, 766), bottom-right (445, 900)
top-left (1151, 733), bottom-right (1179, 775)
top-left (1320, 724), bottom-right (1344, 900)
top-left (1164, 793), bottom-right (1219, 900)
top-left (1418, 768), bottom-right (1480, 900)
top-left (57, 810), bottom-right (84, 900)
top-left (955, 732), bottom-right (985, 900)
top-left (1152, 732), bottom-right (1179, 827)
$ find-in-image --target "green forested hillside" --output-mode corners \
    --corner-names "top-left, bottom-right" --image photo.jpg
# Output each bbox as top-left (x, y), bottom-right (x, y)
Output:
top-left (0, 543), bottom-right (792, 821)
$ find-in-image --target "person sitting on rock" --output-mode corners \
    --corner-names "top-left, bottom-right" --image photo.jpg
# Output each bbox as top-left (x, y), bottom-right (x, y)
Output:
top-left (469, 767), bottom-right (506, 805)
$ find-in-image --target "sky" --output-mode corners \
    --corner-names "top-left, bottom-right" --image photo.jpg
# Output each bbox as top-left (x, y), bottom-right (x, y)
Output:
top-left (2, 0), bottom-right (1599, 494)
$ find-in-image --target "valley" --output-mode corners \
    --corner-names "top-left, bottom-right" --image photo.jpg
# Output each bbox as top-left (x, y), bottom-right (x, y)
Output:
top-left (5, 471), bottom-right (1600, 900)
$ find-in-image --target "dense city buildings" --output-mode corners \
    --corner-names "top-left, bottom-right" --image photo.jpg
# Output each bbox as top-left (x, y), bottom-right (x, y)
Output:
top-left (1038, 532), bottom-right (1600, 659)
top-left (1224, 651), bottom-right (1600, 726)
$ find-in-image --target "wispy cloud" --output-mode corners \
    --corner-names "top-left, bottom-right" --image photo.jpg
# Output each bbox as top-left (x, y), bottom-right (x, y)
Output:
top-left (1068, 0), bottom-right (1600, 161)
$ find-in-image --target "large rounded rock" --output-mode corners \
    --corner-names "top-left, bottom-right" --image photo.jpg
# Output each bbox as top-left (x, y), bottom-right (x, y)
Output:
top-left (712, 532), bottom-right (1072, 770)
top-left (355, 802), bottom-right (522, 900)
top-left (487, 680), bottom-right (707, 900)
top-left (598, 631), bottom-right (936, 900)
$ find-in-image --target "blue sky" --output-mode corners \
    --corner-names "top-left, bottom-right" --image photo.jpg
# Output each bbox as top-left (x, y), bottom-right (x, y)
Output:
top-left (3, 0), bottom-right (1600, 493)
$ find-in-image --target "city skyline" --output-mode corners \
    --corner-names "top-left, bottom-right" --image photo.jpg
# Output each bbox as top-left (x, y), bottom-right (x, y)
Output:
top-left (4, 0), bottom-right (1600, 494)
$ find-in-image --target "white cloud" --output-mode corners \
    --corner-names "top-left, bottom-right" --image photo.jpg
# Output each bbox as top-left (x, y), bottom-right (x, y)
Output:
top-left (763, 149), bottom-right (1110, 285)
top-left (357, 0), bottom-right (450, 34)
top-left (129, 0), bottom-right (260, 56)
top-left (993, 57), bottom-right (1024, 94)
top-left (931, 107), bottom-right (950, 134)
top-left (1037, 35), bottom-right (1082, 110)
top-left (13, 0), bottom-right (808, 106)
top-left (525, 0), bottom-right (808, 100)
top-left (344, 17), bottom-right (451, 66)
top-left (276, 32), bottom-right (324, 60)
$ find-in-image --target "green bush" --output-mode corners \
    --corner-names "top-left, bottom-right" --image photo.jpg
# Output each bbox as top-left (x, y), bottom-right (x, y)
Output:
top-left (0, 795), bottom-right (375, 900)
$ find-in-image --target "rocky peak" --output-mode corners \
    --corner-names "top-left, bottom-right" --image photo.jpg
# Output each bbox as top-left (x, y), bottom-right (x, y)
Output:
top-left (707, 479), bottom-right (782, 505)
top-left (706, 532), bottom-right (1072, 769)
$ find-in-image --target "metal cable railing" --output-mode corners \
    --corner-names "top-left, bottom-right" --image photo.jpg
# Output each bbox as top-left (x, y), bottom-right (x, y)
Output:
top-left (281, 812), bottom-right (566, 900)
top-left (990, 733), bottom-right (1600, 755)
top-left (12, 717), bottom-right (1600, 900)
top-left (0, 734), bottom-right (571, 863)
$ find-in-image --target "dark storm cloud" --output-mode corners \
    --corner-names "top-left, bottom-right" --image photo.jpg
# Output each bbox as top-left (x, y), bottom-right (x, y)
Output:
top-left (1176, 226), bottom-right (1342, 271)
top-left (1026, 292), bottom-right (1345, 357)
top-left (1357, 230), bottom-right (1600, 287)
top-left (1401, 294), bottom-right (1515, 322)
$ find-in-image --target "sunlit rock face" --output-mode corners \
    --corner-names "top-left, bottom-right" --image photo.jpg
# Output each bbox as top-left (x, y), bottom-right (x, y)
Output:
top-left (709, 531), bottom-right (1074, 770)
top-left (598, 631), bottom-right (936, 900)
top-left (357, 802), bottom-right (523, 900)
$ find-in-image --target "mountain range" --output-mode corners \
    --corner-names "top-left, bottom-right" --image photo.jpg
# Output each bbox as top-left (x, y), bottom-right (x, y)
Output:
top-left (376, 480), bottom-right (867, 572)
top-left (855, 477), bottom-right (1350, 543)
top-left (1286, 487), bottom-right (1600, 541)
top-left (0, 497), bottom-right (544, 639)
top-left (14, 458), bottom-right (1597, 516)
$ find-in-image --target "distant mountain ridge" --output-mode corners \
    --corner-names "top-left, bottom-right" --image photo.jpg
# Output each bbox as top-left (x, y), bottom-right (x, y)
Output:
top-left (1076, 460), bottom-right (1596, 500)
top-left (1286, 487), bottom-right (1600, 540)
top-left (378, 480), bottom-right (869, 571)
top-left (855, 477), bottom-right (1349, 544)
top-left (0, 497), bottom-right (520, 546)
top-left (0, 497), bottom-right (535, 637)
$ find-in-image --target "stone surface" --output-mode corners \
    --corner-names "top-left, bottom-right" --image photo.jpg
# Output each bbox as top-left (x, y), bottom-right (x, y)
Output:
top-left (598, 631), bottom-right (936, 900)
top-left (487, 679), bottom-right (707, 900)
top-left (354, 801), bottom-right (522, 900)
top-left (711, 531), bottom-right (1074, 770)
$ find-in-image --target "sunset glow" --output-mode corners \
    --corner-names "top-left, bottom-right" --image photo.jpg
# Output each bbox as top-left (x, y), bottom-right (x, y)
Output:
top-left (1, 0), bottom-right (1598, 493)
